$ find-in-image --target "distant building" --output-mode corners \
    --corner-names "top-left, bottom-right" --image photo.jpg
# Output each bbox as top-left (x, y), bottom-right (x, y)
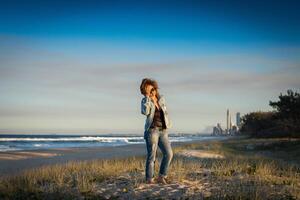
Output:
top-left (212, 123), bottom-right (224, 136)
top-left (230, 125), bottom-right (238, 135)
top-left (212, 110), bottom-right (241, 136)
top-left (236, 112), bottom-right (241, 128)
top-left (229, 114), bottom-right (232, 131)
top-left (226, 109), bottom-right (229, 134)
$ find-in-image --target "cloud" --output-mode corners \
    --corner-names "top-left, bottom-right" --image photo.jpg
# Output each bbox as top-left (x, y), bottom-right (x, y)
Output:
top-left (1, 48), bottom-right (299, 97)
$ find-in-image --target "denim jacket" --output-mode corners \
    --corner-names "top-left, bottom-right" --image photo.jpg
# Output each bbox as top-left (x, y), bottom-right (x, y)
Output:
top-left (141, 94), bottom-right (172, 138)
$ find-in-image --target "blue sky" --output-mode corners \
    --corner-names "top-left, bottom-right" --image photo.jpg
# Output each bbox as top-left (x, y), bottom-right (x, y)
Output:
top-left (0, 0), bottom-right (299, 134)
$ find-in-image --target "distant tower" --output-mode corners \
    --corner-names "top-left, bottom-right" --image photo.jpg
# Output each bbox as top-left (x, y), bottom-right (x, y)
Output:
top-left (230, 114), bottom-right (232, 130)
top-left (226, 109), bottom-right (229, 134)
top-left (236, 112), bottom-right (241, 128)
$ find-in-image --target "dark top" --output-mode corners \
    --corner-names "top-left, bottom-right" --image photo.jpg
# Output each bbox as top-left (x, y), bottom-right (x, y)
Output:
top-left (150, 106), bottom-right (167, 129)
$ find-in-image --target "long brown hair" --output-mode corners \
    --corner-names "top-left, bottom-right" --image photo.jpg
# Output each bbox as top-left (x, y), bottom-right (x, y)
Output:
top-left (140, 78), bottom-right (160, 98)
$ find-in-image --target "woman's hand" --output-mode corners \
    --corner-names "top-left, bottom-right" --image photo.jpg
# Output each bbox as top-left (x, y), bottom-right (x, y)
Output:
top-left (145, 85), bottom-right (153, 97)
top-left (145, 84), bottom-right (158, 104)
top-left (150, 94), bottom-right (157, 102)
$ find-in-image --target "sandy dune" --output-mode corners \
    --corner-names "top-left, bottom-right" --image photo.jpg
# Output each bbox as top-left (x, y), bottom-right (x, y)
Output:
top-left (91, 150), bottom-right (221, 199)
top-left (93, 171), bottom-right (213, 200)
top-left (177, 150), bottom-right (225, 159)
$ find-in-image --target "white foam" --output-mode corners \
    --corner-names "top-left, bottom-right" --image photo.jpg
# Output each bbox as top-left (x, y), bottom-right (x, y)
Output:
top-left (0, 136), bottom-right (144, 143)
top-left (0, 145), bottom-right (21, 152)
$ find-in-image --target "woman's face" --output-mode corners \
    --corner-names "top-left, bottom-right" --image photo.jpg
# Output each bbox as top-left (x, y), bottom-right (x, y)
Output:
top-left (151, 87), bottom-right (157, 97)
top-left (145, 84), bottom-right (156, 97)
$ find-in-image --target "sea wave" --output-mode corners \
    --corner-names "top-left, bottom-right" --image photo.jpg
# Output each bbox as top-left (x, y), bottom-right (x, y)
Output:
top-left (0, 136), bottom-right (144, 143)
top-left (0, 145), bottom-right (21, 152)
top-left (0, 135), bottom-right (216, 152)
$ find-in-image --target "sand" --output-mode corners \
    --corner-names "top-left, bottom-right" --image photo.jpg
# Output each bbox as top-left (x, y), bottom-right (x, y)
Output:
top-left (0, 151), bottom-right (59, 160)
top-left (0, 143), bottom-right (147, 176)
top-left (93, 172), bottom-right (212, 199)
top-left (0, 139), bottom-right (219, 176)
top-left (177, 150), bottom-right (225, 159)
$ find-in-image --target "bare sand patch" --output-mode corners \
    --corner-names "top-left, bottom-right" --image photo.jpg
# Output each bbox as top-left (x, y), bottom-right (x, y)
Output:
top-left (177, 150), bottom-right (225, 159)
top-left (0, 151), bottom-right (60, 160)
top-left (93, 173), bottom-right (211, 199)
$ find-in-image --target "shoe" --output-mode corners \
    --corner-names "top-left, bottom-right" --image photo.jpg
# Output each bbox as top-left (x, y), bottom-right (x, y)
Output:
top-left (146, 178), bottom-right (155, 184)
top-left (157, 176), bottom-right (168, 185)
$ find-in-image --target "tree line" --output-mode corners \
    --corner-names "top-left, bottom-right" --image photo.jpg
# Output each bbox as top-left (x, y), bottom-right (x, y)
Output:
top-left (240, 89), bottom-right (300, 138)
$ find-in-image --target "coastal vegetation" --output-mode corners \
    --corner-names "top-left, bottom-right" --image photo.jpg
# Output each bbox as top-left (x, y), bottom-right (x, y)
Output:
top-left (240, 89), bottom-right (300, 138)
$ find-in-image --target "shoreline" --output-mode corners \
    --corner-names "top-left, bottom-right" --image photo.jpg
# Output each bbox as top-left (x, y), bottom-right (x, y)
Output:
top-left (0, 137), bottom-right (229, 176)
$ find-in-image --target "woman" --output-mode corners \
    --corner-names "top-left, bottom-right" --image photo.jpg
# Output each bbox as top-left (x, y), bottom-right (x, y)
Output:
top-left (140, 78), bottom-right (173, 184)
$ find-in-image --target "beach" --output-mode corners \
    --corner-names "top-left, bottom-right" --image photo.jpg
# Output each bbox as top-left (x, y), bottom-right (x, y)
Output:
top-left (0, 136), bottom-right (299, 199)
top-left (0, 137), bottom-right (222, 176)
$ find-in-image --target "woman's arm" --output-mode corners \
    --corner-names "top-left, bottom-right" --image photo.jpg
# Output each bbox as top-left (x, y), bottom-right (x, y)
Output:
top-left (141, 96), bottom-right (152, 115)
top-left (160, 95), bottom-right (173, 128)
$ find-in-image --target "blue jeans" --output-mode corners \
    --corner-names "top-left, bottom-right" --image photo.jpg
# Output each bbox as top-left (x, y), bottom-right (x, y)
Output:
top-left (144, 127), bottom-right (173, 181)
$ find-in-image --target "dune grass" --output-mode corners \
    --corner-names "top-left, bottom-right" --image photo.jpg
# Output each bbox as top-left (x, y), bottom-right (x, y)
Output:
top-left (0, 137), bottom-right (299, 199)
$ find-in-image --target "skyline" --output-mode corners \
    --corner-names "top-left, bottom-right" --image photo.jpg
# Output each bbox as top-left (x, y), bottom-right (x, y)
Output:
top-left (0, 0), bottom-right (300, 134)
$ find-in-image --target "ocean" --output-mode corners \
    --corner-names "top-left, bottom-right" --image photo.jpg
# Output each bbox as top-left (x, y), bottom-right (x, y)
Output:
top-left (0, 134), bottom-right (215, 152)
